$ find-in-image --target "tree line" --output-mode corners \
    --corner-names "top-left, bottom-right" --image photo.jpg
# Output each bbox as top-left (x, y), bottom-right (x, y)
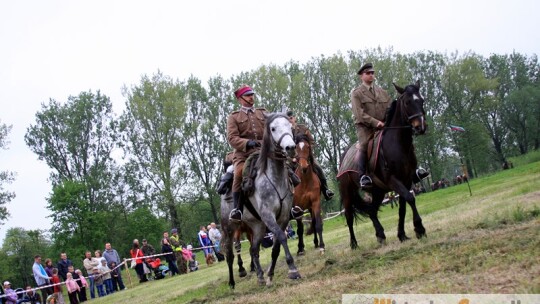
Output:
top-left (1, 48), bottom-right (538, 287)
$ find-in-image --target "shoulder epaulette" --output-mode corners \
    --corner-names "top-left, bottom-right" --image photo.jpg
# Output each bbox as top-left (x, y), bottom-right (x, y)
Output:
top-left (231, 110), bottom-right (240, 114)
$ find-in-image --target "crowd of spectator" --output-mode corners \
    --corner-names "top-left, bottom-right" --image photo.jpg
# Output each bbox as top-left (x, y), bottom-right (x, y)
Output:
top-left (1, 225), bottom-right (225, 303)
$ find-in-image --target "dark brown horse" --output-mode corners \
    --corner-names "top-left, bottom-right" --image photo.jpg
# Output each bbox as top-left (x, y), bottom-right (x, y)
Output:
top-left (293, 134), bottom-right (325, 255)
top-left (338, 81), bottom-right (428, 248)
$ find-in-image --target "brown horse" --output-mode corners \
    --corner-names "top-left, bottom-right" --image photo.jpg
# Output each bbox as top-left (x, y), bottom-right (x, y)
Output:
top-left (338, 81), bottom-right (428, 248)
top-left (293, 134), bottom-right (325, 255)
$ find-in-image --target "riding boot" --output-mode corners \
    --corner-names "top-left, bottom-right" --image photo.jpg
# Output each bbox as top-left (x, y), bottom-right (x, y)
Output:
top-left (217, 172), bottom-right (233, 195)
top-left (288, 167), bottom-right (301, 187)
top-left (229, 192), bottom-right (243, 222)
top-left (313, 164), bottom-right (334, 200)
top-left (358, 150), bottom-right (372, 189)
top-left (412, 167), bottom-right (430, 184)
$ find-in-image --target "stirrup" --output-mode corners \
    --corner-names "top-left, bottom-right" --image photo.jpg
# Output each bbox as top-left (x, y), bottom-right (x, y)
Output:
top-left (229, 209), bottom-right (242, 222)
top-left (416, 168), bottom-right (430, 180)
top-left (291, 206), bottom-right (304, 219)
top-left (324, 189), bottom-right (334, 200)
top-left (360, 175), bottom-right (372, 188)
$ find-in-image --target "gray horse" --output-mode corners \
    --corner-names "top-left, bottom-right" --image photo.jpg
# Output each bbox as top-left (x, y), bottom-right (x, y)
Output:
top-left (222, 112), bottom-right (301, 288)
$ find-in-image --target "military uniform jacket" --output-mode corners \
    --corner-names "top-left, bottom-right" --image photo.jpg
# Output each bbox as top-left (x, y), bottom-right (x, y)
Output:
top-left (351, 84), bottom-right (391, 129)
top-left (227, 107), bottom-right (267, 160)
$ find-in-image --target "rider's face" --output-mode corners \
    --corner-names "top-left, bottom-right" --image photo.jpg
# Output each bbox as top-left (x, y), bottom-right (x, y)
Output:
top-left (238, 94), bottom-right (255, 107)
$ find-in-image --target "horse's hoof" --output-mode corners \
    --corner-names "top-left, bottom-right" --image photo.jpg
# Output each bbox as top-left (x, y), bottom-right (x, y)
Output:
top-left (265, 277), bottom-right (273, 287)
top-left (239, 270), bottom-right (247, 278)
top-left (288, 270), bottom-right (301, 280)
top-left (297, 251), bottom-right (305, 256)
top-left (319, 248), bottom-right (325, 255)
top-left (377, 237), bottom-right (386, 245)
top-left (258, 278), bottom-right (266, 286)
top-left (416, 231), bottom-right (427, 239)
top-left (398, 235), bottom-right (410, 242)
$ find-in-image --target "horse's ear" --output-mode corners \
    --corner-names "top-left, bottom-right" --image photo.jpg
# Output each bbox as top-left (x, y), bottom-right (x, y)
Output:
top-left (393, 82), bottom-right (405, 94)
top-left (263, 112), bottom-right (270, 119)
top-left (415, 79), bottom-right (421, 89)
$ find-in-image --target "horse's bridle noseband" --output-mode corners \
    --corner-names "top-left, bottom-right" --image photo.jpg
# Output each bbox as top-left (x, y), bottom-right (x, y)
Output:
top-left (271, 130), bottom-right (295, 160)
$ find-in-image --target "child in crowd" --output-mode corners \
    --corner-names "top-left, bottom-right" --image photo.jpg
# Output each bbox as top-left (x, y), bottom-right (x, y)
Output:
top-left (65, 272), bottom-right (80, 304)
top-left (67, 265), bottom-right (80, 297)
top-left (109, 261), bottom-right (120, 292)
top-left (51, 268), bottom-right (65, 304)
top-left (91, 267), bottom-right (105, 297)
top-left (98, 259), bottom-right (113, 295)
top-left (74, 269), bottom-right (88, 302)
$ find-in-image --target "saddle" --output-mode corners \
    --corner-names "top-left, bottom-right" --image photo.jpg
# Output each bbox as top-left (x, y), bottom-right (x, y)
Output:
top-left (336, 130), bottom-right (383, 178)
top-left (241, 152), bottom-right (260, 196)
top-left (241, 151), bottom-right (297, 196)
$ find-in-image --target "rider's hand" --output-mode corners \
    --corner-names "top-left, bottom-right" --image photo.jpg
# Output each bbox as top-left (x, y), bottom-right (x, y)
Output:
top-left (247, 140), bottom-right (260, 149)
top-left (376, 121), bottom-right (385, 129)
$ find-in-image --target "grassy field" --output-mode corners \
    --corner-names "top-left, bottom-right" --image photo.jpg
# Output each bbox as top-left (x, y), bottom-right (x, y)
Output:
top-left (91, 160), bottom-right (540, 303)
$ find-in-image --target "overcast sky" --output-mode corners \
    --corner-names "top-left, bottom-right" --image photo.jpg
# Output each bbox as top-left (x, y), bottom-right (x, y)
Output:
top-left (0, 0), bottom-right (538, 243)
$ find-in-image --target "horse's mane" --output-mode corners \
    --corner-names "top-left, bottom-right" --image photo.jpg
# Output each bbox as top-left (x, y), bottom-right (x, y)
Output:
top-left (257, 112), bottom-right (289, 173)
top-left (385, 84), bottom-right (419, 126)
top-left (294, 133), bottom-right (310, 144)
top-left (385, 100), bottom-right (397, 125)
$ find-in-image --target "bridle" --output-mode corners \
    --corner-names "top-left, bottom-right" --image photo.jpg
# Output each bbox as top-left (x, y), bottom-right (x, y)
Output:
top-left (385, 89), bottom-right (425, 131)
top-left (269, 119), bottom-right (295, 161)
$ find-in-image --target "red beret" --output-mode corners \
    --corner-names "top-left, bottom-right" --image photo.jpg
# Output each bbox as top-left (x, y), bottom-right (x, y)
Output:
top-left (234, 85), bottom-right (254, 98)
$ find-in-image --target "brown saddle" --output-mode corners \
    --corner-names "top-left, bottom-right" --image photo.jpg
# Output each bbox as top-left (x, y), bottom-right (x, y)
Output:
top-left (336, 131), bottom-right (383, 178)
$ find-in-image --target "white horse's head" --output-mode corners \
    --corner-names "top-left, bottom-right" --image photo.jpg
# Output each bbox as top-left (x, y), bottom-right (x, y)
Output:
top-left (264, 113), bottom-right (296, 158)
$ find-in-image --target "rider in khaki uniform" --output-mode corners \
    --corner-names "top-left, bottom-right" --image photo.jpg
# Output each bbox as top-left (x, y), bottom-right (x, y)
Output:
top-left (227, 85), bottom-right (266, 221)
top-left (351, 63), bottom-right (428, 188)
top-left (287, 111), bottom-right (334, 200)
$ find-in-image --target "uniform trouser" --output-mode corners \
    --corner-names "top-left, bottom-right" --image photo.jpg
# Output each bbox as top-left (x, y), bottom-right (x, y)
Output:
top-left (355, 125), bottom-right (375, 175)
top-left (312, 162), bottom-right (327, 184)
top-left (232, 160), bottom-right (245, 193)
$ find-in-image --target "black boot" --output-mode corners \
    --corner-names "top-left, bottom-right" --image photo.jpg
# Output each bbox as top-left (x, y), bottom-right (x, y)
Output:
top-left (229, 192), bottom-right (243, 222)
top-left (217, 172), bottom-right (233, 195)
top-left (288, 168), bottom-right (301, 187)
top-left (358, 150), bottom-right (372, 189)
top-left (313, 164), bottom-right (334, 200)
top-left (413, 167), bottom-right (430, 183)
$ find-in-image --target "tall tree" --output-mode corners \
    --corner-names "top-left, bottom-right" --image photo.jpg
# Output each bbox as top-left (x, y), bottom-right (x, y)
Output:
top-left (1, 228), bottom-right (51, 288)
top-left (25, 90), bottom-right (118, 200)
top-left (441, 54), bottom-right (494, 177)
top-left (25, 91), bottom-right (119, 250)
top-left (181, 77), bottom-right (229, 224)
top-left (120, 71), bottom-right (188, 234)
top-left (0, 121), bottom-right (15, 227)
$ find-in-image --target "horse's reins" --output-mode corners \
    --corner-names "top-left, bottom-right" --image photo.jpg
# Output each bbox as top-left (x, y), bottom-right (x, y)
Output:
top-left (383, 94), bottom-right (423, 130)
top-left (264, 128), bottom-right (295, 217)
top-left (269, 132), bottom-right (294, 161)
top-left (377, 92), bottom-right (424, 172)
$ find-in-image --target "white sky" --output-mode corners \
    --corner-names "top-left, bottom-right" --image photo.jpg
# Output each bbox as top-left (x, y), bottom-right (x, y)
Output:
top-left (0, 0), bottom-right (538, 243)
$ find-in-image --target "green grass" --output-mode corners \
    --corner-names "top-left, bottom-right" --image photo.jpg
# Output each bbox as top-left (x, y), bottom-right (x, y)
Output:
top-left (91, 160), bottom-right (540, 303)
